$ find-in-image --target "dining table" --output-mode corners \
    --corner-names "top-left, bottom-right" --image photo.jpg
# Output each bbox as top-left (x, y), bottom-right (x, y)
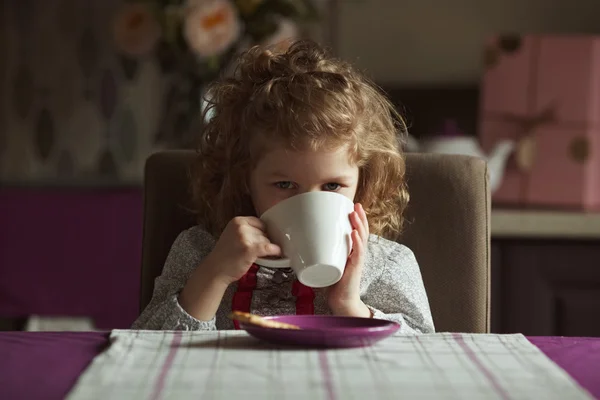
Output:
top-left (1, 330), bottom-right (598, 399)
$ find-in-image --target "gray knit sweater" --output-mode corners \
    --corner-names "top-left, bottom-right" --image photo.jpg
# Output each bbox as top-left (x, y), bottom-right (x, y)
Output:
top-left (132, 226), bottom-right (435, 334)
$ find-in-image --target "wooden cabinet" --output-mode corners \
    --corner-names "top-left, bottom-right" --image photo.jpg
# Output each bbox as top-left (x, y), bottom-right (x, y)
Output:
top-left (491, 211), bottom-right (600, 337)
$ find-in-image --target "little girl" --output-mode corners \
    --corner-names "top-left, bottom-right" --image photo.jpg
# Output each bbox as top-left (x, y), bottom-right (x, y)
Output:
top-left (133, 40), bottom-right (435, 334)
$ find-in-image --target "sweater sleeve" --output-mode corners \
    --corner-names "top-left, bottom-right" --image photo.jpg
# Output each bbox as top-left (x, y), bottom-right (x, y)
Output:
top-left (131, 227), bottom-right (218, 331)
top-left (362, 245), bottom-right (435, 334)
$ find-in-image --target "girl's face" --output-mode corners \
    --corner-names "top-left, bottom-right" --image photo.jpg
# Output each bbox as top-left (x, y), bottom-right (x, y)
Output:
top-left (249, 144), bottom-right (360, 216)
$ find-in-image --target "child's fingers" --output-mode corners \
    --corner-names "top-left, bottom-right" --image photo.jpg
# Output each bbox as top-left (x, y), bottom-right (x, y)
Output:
top-left (255, 230), bottom-right (281, 257)
top-left (348, 229), bottom-right (364, 268)
top-left (358, 204), bottom-right (370, 237)
top-left (235, 216), bottom-right (267, 231)
top-left (350, 209), bottom-right (367, 242)
top-left (242, 228), bottom-right (281, 257)
top-left (257, 242), bottom-right (282, 258)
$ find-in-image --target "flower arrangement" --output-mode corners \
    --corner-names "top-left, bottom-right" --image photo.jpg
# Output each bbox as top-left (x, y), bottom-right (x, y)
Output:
top-left (112, 0), bottom-right (320, 147)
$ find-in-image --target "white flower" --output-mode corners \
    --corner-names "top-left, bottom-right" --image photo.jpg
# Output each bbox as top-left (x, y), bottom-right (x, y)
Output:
top-left (184, 0), bottom-right (241, 58)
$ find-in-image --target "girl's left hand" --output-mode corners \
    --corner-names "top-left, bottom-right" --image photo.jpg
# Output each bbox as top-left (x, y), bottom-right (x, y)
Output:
top-left (326, 203), bottom-right (372, 318)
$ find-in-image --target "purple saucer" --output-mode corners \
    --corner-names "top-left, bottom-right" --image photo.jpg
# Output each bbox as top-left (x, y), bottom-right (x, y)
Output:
top-left (240, 315), bottom-right (400, 349)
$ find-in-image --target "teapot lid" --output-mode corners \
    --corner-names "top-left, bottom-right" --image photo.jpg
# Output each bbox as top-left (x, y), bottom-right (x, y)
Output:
top-left (435, 119), bottom-right (465, 137)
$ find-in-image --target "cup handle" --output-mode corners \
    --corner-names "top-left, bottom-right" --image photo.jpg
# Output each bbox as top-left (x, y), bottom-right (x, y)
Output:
top-left (255, 257), bottom-right (291, 268)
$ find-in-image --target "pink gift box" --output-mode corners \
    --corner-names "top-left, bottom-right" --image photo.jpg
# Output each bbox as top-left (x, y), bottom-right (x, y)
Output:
top-left (479, 34), bottom-right (600, 210)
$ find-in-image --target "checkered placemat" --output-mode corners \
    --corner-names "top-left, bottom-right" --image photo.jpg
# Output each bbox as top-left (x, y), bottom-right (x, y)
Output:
top-left (66, 330), bottom-right (593, 399)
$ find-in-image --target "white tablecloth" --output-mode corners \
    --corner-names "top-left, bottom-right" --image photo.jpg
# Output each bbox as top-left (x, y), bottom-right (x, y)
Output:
top-left (67, 330), bottom-right (593, 399)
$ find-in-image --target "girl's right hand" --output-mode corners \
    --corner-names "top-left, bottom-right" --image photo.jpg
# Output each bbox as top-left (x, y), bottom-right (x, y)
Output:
top-left (206, 216), bottom-right (282, 285)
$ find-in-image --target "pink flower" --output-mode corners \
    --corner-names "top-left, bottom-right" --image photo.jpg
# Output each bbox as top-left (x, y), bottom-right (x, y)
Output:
top-left (184, 0), bottom-right (241, 58)
top-left (113, 3), bottom-right (161, 57)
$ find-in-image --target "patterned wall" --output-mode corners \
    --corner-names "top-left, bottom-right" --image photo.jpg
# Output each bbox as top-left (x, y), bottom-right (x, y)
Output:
top-left (0, 0), bottom-right (333, 185)
top-left (0, 0), bottom-right (175, 184)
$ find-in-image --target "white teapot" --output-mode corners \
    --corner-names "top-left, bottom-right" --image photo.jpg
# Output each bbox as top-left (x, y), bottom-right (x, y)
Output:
top-left (404, 120), bottom-right (514, 193)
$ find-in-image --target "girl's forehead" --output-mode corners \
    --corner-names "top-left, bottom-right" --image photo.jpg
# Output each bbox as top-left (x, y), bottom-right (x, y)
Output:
top-left (254, 144), bottom-right (359, 176)
top-left (251, 135), bottom-right (357, 161)
top-left (259, 142), bottom-right (352, 161)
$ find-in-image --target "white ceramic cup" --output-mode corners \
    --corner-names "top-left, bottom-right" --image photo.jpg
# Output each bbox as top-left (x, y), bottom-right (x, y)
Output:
top-left (255, 191), bottom-right (355, 288)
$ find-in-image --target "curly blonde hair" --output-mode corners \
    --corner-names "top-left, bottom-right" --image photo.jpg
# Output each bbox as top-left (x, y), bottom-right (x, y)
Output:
top-left (191, 40), bottom-right (409, 240)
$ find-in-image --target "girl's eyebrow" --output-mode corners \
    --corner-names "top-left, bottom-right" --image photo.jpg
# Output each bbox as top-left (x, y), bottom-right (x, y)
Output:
top-left (267, 172), bottom-right (355, 182)
top-left (268, 172), bottom-right (290, 179)
top-left (326, 175), bottom-right (355, 182)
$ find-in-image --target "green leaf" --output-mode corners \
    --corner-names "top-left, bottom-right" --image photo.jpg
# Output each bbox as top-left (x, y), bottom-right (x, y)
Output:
top-left (162, 7), bottom-right (183, 46)
top-left (261, 0), bottom-right (319, 19)
top-left (297, 0), bottom-right (320, 20)
top-left (245, 15), bottom-right (279, 42)
top-left (207, 56), bottom-right (220, 72)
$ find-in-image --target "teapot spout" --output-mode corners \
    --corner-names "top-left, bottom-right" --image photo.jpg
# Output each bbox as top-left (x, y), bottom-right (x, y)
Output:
top-left (403, 134), bottom-right (420, 152)
top-left (490, 140), bottom-right (515, 165)
top-left (487, 140), bottom-right (515, 193)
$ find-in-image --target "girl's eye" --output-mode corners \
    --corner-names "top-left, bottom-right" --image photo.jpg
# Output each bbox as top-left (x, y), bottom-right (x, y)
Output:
top-left (275, 181), bottom-right (295, 189)
top-left (323, 183), bottom-right (341, 191)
